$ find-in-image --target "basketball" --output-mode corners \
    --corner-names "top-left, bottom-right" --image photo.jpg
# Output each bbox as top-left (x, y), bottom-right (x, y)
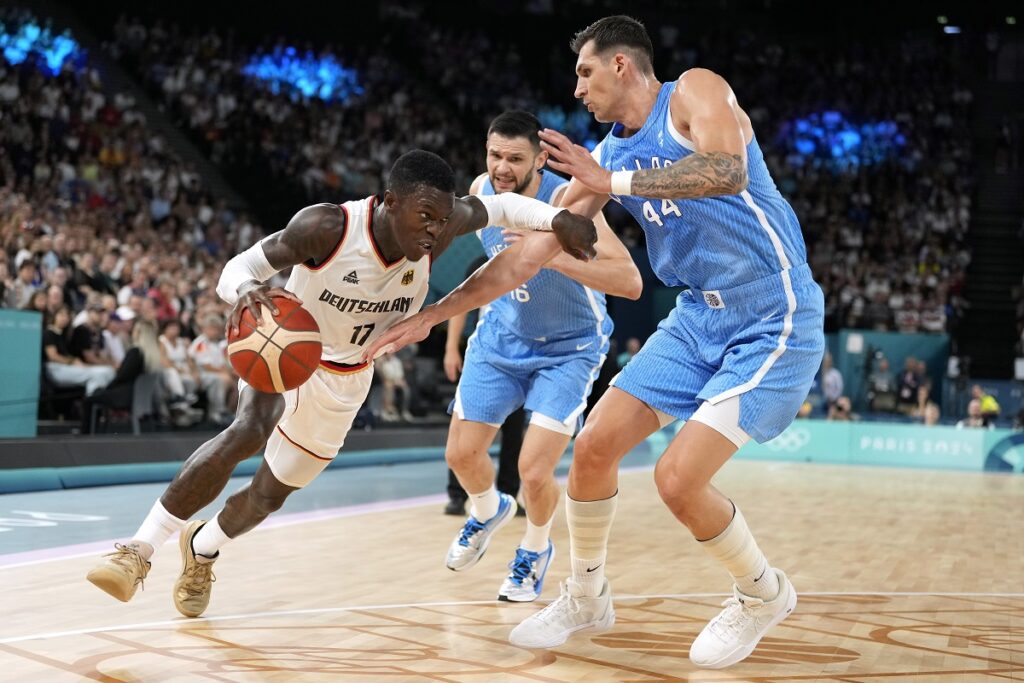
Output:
top-left (226, 296), bottom-right (322, 393)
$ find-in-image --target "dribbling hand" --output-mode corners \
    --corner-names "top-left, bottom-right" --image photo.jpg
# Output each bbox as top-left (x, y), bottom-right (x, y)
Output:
top-left (227, 283), bottom-right (303, 337)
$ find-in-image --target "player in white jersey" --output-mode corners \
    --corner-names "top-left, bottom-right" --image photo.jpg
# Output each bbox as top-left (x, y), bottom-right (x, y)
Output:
top-left (86, 150), bottom-right (598, 617)
top-left (369, 18), bottom-right (825, 670)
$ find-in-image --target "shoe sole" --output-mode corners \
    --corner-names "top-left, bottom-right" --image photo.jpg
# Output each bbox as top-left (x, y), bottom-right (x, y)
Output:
top-left (86, 569), bottom-right (134, 602)
top-left (692, 587), bottom-right (798, 669)
top-left (497, 544), bottom-right (556, 602)
top-left (509, 605), bottom-right (616, 649)
top-left (446, 497), bottom-right (517, 572)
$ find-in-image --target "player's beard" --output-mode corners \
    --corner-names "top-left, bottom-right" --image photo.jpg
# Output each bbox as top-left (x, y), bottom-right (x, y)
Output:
top-left (491, 168), bottom-right (535, 196)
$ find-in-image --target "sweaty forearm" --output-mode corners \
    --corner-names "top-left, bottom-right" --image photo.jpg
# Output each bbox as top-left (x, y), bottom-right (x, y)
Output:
top-left (422, 257), bottom-right (541, 327)
top-left (548, 254), bottom-right (642, 300)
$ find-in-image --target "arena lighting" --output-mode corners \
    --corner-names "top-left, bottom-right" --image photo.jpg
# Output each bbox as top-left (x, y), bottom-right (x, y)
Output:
top-left (943, 26), bottom-right (962, 34)
top-left (241, 46), bottom-right (363, 103)
top-left (780, 111), bottom-right (906, 170)
top-left (0, 19), bottom-right (86, 75)
top-left (936, 15), bottom-right (948, 24)
top-left (1008, 16), bottom-right (1017, 25)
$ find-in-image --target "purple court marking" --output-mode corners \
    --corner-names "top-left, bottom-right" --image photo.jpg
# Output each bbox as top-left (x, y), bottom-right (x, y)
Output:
top-left (0, 463), bottom-right (656, 570)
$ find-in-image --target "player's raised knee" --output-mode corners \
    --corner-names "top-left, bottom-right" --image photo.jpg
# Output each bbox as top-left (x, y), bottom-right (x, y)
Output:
top-left (519, 461), bottom-right (554, 494)
top-left (653, 457), bottom-right (702, 519)
top-left (571, 425), bottom-right (619, 471)
top-left (221, 414), bottom-right (276, 456)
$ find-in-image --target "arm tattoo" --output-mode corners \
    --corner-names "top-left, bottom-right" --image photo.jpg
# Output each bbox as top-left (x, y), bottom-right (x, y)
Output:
top-left (630, 152), bottom-right (748, 199)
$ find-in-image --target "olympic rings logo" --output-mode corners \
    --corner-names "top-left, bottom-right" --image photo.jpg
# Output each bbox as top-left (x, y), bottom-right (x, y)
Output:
top-left (765, 427), bottom-right (812, 452)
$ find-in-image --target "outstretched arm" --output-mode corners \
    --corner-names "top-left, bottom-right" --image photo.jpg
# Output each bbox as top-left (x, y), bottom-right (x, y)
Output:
top-left (362, 234), bottom-right (560, 361)
top-left (539, 69), bottom-right (748, 200)
top-left (218, 203), bottom-right (344, 335)
top-left (505, 187), bottom-right (641, 299)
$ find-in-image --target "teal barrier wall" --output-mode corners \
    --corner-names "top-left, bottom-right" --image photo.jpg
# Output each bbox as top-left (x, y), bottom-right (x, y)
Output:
top-left (0, 310), bottom-right (41, 438)
top-left (736, 419), bottom-right (1022, 472)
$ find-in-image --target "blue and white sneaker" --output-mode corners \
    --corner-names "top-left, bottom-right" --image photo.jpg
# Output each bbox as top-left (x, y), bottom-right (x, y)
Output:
top-left (445, 493), bottom-right (517, 571)
top-left (497, 541), bottom-right (555, 602)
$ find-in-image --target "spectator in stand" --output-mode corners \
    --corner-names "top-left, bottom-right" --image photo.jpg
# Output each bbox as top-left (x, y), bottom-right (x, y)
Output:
top-left (70, 301), bottom-right (116, 369)
top-left (971, 384), bottom-right (1001, 426)
top-left (159, 319), bottom-right (203, 425)
top-left (820, 351), bottom-right (844, 411)
top-left (956, 399), bottom-right (991, 429)
top-left (4, 259), bottom-right (38, 309)
top-left (376, 351), bottom-right (413, 423)
top-left (103, 306), bottom-right (135, 367)
top-left (42, 305), bottom-right (115, 396)
top-left (896, 357), bottom-right (921, 415)
top-left (617, 337), bottom-right (641, 369)
top-left (867, 355), bottom-right (897, 412)
top-left (828, 396), bottom-right (858, 421)
top-left (188, 314), bottom-right (234, 424)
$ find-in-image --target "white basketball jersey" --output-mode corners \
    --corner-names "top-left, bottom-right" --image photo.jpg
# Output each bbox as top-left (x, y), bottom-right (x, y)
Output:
top-left (285, 196), bottom-right (430, 366)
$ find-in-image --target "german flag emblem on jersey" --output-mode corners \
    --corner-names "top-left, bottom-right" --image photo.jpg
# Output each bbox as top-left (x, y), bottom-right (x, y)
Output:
top-left (401, 269), bottom-right (415, 285)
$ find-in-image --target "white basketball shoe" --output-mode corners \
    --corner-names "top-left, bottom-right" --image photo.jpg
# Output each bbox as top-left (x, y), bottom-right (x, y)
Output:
top-left (508, 577), bottom-right (615, 648)
top-left (689, 568), bottom-right (797, 668)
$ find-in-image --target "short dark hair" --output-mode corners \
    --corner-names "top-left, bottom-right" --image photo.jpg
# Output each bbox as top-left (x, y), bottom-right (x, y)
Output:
top-left (487, 110), bottom-right (543, 149)
top-left (570, 15), bottom-right (654, 73)
top-left (388, 150), bottom-right (455, 196)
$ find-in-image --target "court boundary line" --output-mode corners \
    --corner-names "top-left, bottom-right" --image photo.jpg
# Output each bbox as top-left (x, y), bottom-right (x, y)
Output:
top-left (0, 465), bottom-right (660, 570)
top-left (2, 590), bottom-right (1021, 645)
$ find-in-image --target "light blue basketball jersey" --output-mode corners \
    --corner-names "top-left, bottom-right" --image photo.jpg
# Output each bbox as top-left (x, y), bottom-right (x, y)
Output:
top-left (477, 170), bottom-right (612, 342)
top-left (593, 81), bottom-right (808, 292)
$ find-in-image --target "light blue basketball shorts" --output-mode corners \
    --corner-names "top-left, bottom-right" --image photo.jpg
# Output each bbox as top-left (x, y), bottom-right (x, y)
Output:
top-left (451, 318), bottom-right (609, 436)
top-left (611, 263), bottom-right (825, 443)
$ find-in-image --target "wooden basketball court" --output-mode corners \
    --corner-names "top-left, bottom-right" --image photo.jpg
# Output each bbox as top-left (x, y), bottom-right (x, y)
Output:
top-left (1, 460), bottom-right (1021, 681)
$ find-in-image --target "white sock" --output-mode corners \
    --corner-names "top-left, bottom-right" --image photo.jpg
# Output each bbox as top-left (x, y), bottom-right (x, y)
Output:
top-left (468, 485), bottom-right (499, 522)
top-left (132, 500), bottom-right (186, 560)
top-left (566, 493), bottom-right (618, 597)
top-left (192, 513), bottom-right (231, 561)
top-left (698, 503), bottom-right (781, 601)
top-left (521, 516), bottom-right (553, 552)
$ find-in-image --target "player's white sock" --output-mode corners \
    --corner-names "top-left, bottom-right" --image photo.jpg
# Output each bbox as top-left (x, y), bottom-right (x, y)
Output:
top-left (698, 503), bottom-right (780, 601)
top-left (468, 485), bottom-right (499, 522)
top-left (567, 492), bottom-right (618, 597)
top-left (521, 515), bottom-right (553, 552)
top-left (132, 500), bottom-right (186, 560)
top-left (192, 513), bottom-right (231, 561)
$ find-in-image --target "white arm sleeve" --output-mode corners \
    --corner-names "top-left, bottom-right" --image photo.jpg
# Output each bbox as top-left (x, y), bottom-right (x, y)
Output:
top-left (216, 239), bottom-right (279, 305)
top-left (475, 193), bottom-right (562, 232)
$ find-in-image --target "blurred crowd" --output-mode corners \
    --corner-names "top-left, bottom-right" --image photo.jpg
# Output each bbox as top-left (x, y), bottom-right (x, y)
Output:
top-left (0, 7), bottom-right (996, 432)
top-left (0, 9), bottom-right (249, 430)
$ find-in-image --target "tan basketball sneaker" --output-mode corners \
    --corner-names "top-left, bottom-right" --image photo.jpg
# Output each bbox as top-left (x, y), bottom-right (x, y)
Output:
top-left (173, 520), bottom-right (217, 618)
top-left (87, 543), bottom-right (151, 602)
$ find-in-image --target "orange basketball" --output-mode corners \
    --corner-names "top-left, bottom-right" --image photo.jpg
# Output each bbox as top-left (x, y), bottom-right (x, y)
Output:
top-left (227, 296), bottom-right (322, 393)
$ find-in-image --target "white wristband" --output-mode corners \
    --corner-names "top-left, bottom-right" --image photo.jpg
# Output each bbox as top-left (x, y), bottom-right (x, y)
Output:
top-left (216, 240), bottom-right (278, 305)
top-left (610, 170), bottom-right (634, 196)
